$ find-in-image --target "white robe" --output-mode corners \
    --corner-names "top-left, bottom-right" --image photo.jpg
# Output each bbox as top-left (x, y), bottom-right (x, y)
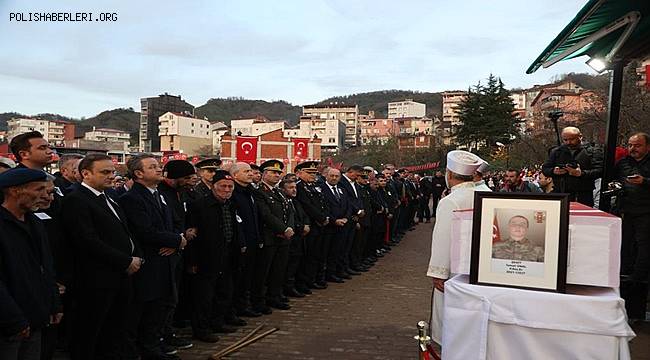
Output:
top-left (427, 181), bottom-right (478, 344)
top-left (474, 180), bottom-right (492, 192)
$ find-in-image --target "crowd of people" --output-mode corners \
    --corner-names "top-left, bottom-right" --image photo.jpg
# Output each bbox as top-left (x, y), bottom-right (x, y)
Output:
top-left (1, 125), bottom-right (648, 360)
top-left (0, 130), bottom-right (437, 360)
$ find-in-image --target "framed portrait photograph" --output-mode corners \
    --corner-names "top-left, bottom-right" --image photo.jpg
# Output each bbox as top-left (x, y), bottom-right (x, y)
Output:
top-left (469, 192), bottom-right (569, 293)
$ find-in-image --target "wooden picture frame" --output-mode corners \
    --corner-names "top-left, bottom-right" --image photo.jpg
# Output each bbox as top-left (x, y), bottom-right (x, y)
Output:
top-left (469, 192), bottom-right (569, 293)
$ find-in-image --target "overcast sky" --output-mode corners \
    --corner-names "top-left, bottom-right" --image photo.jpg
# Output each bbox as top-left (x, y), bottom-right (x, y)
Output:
top-left (0, 0), bottom-right (595, 118)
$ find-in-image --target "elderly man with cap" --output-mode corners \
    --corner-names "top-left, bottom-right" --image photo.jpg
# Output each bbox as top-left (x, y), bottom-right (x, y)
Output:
top-left (427, 150), bottom-right (482, 351)
top-left (252, 159), bottom-right (294, 313)
top-left (294, 160), bottom-right (330, 293)
top-left (191, 158), bottom-right (222, 200)
top-left (474, 160), bottom-right (492, 192)
top-left (0, 168), bottom-right (62, 360)
top-left (185, 170), bottom-right (240, 343)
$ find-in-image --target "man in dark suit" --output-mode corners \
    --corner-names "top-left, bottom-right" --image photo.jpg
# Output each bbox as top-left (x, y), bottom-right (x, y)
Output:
top-left (252, 160), bottom-right (294, 313)
top-left (119, 154), bottom-right (186, 360)
top-left (338, 165), bottom-right (365, 275)
top-left (542, 126), bottom-right (603, 206)
top-left (53, 154), bottom-right (83, 195)
top-left (321, 168), bottom-right (352, 282)
top-left (294, 161), bottom-right (329, 292)
top-left (185, 170), bottom-right (240, 343)
top-left (280, 178), bottom-right (310, 298)
top-left (61, 153), bottom-right (143, 360)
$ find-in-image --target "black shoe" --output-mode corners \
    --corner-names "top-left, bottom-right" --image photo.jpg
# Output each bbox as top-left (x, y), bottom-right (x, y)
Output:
top-left (285, 288), bottom-right (306, 297)
top-left (211, 325), bottom-right (237, 334)
top-left (308, 282), bottom-right (327, 289)
top-left (296, 286), bottom-right (312, 294)
top-left (336, 272), bottom-right (352, 280)
top-left (237, 308), bottom-right (263, 317)
top-left (268, 300), bottom-right (291, 310)
top-left (164, 335), bottom-right (193, 350)
top-left (143, 352), bottom-right (180, 360)
top-left (375, 251), bottom-right (385, 258)
top-left (194, 333), bottom-right (219, 343)
top-left (225, 316), bottom-right (247, 327)
top-left (279, 295), bottom-right (290, 303)
top-left (346, 268), bottom-right (362, 275)
top-left (161, 343), bottom-right (178, 355)
top-left (252, 305), bottom-right (273, 315)
top-left (326, 275), bottom-right (344, 283)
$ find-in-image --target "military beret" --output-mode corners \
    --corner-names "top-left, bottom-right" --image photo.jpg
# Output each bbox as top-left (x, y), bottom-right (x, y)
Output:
top-left (260, 159), bottom-right (284, 172)
top-left (0, 168), bottom-right (49, 188)
top-left (195, 158), bottom-right (222, 169)
top-left (295, 161), bottom-right (319, 172)
top-left (164, 160), bottom-right (196, 179)
top-left (212, 169), bottom-right (234, 184)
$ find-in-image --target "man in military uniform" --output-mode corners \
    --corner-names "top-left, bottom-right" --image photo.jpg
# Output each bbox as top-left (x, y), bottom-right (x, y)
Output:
top-left (252, 160), bottom-right (294, 313)
top-left (492, 215), bottom-right (544, 262)
top-left (352, 169), bottom-right (373, 272)
top-left (280, 178), bottom-right (310, 298)
top-left (294, 161), bottom-right (330, 292)
top-left (191, 158), bottom-right (222, 199)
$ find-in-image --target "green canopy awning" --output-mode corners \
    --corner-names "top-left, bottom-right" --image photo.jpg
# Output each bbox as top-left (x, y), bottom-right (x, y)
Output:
top-left (527, 0), bottom-right (650, 74)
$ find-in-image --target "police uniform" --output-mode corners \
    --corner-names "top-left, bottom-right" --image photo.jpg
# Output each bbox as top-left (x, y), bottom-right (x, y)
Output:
top-left (294, 161), bottom-right (330, 289)
top-left (251, 160), bottom-right (293, 312)
top-left (492, 238), bottom-right (544, 262)
top-left (427, 150), bottom-right (482, 345)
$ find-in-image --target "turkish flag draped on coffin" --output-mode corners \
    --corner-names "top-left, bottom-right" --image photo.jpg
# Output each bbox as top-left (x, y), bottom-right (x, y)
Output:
top-left (293, 138), bottom-right (310, 160)
top-left (236, 136), bottom-right (258, 163)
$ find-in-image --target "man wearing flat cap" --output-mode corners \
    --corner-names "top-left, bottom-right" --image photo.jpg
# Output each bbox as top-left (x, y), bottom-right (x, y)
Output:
top-left (426, 150), bottom-right (481, 350)
top-left (0, 168), bottom-right (62, 359)
top-left (252, 159), bottom-right (294, 313)
top-left (186, 170), bottom-right (240, 343)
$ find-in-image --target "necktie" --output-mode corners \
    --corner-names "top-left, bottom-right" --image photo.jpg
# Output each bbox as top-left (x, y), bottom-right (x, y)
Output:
top-left (153, 190), bottom-right (163, 209)
top-left (332, 185), bottom-right (340, 200)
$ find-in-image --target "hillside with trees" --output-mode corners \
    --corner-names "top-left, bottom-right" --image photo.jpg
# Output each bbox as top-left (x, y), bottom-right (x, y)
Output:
top-left (194, 97), bottom-right (302, 126)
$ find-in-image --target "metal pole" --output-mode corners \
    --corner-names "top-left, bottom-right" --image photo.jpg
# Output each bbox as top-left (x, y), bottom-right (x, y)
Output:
top-left (599, 61), bottom-right (625, 212)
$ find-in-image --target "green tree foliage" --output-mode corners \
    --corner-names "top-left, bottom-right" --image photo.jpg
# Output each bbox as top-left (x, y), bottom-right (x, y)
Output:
top-left (194, 98), bottom-right (302, 126)
top-left (455, 74), bottom-right (519, 154)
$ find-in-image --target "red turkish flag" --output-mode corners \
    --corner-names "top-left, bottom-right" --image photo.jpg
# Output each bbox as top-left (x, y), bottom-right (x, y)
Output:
top-left (492, 215), bottom-right (501, 243)
top-left (236, 136), bottom-right (258, 163)
top-left (293, 138), bottom-right (309, 160)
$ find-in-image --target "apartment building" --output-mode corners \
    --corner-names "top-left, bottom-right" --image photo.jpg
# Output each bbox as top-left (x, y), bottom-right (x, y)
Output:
top-left (158, 112), bottom-right (212, 154)
top-left (388, 99), bottom-right (426, 119)
top-left (302, 103), bottom-right (359, 147)
top-left (140, 93), bottom-right (194, 152)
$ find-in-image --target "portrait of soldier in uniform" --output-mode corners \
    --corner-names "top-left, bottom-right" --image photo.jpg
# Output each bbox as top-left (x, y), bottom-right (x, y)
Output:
top-left (492, 214), bottom-right (545, 262)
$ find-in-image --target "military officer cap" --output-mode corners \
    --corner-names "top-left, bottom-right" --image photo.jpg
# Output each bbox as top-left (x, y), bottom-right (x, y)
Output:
top-left (0, 168), bottom-right (49, 188)
top-left (164, 160), bottom-right (196, 179)
top-left (249, 163), bottom-right (260, 171)
top-left (446, 150), bottom-right (482, 176)
top-left (195, 158), bottom-right (222, 169)
top-left (295, 160), bottom-right (319, 172)
top-left (212, 169), bottom-right (235, 184)
top-left (260, 159), bottom-right (284, 173)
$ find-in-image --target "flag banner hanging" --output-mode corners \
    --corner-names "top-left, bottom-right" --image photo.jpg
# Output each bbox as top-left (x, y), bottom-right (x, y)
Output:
top-left (293, 138), bottom-right (310, 160)
top-left (236, 136), bottom-right (258, 163)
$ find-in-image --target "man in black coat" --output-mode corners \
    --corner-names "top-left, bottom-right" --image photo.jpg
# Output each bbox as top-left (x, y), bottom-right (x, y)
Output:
top-left (339, 165), bottom-right (365, 275)
top-left (61, 153), bottom-right (143, 360)
top-left (0, 168), bottom-right (62, 360)
top-left (186, 170), bottom-right (240, 343)
top-left (542, 126), bottom-right (603, 206)
top-left (321, 168), bottom-right (352, 282)
top-left (252, 160), bottom-right (294, 312)
top-left (280, 178), bottom-right (311, 298)
top-left (229, 162), bottom-right (263, 318)
top-left (119, 155), bottom-right (186, 360)
top-left (294, 161), bottom-right (329, 292)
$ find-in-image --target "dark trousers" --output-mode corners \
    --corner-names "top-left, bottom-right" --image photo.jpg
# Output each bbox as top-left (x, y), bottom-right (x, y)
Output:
top-left (392, 207), bottom-right (402, 238)
top-left (125, 295), bottom-right (175, 358)
top-left (39, 322), bottom-right (56, 360)
top-left (72, 281), bottom-right (131, 360)
top-left (251, 242), bottom-right (289, 305)
top-left (172, 258), bottom-right (192, 326)
top-left (285, 235), bottom-right (305, 290)
top-left (0, 330), bottom-right (41, 360)
top-left (302, 228), bottom-right (322, 284)
top-left (190, 271), bottom-right (233, 336)
top-left (338, 225), bottom-right (356, 272)
top-left (351, 225), bottom-right (368, 268)
top-left (621, 212), bottom-right (650, 280)
top-left (326, 229), bottom-right (342, 277)
top-left (234, 246), bottom-right (258, 312)
top-left (418, 195), bottom-right (431, 221)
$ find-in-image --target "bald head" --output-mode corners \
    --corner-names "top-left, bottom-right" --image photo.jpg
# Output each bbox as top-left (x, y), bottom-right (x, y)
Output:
top-left (561, 126), bottom-right (582, 149)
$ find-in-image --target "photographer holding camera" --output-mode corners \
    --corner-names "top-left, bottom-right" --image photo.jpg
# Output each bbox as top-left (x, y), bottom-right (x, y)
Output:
top-left (542, 126), bottom-right (603, 207)
top-left (615, 132), bottom-right (650, 321)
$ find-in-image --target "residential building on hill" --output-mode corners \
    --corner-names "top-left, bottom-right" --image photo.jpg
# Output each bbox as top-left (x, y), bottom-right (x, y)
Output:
top-left (210, 122), bottom-right (229, 156)
top-left (388, 99), bottom-right (426, 119)
top-left (140, 93), bottom-right (194, 152)
top-left (7, 118), bottom-right (75, 146)
top-left (231, 115), bottom-right (285, 136)
top-left (302, 103), bottom-right (359, 147)
top-left (83, 127), bottom-right (131, 151)
top-left (283, 115), bottom-right (346, 154)
top-left (158, 112), bottom-right (211, 155)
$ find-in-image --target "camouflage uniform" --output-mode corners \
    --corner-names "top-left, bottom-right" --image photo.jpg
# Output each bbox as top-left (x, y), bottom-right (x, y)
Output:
top-left (492, 238), bottom-right (544, 262)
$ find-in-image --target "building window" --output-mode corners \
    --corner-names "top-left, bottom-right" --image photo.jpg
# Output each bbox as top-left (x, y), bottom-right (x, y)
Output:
top-left (329, 138), bottom-right (335, 143)
top-left (191, 130), bottom-right (194, 134)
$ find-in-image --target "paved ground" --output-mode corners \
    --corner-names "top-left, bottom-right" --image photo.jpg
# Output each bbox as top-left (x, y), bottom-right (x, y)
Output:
top-left (179, 222), bottom-right (434, 360)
